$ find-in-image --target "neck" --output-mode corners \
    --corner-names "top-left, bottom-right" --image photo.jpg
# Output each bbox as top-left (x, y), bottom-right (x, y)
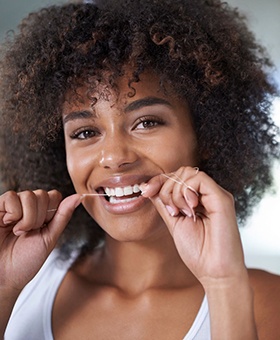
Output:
top-left (87, 232), bottom-right (198, 296)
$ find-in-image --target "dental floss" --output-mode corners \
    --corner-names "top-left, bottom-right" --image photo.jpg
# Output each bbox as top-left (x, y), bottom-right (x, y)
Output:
top-left (161, 173), bottom-right (183, 186)
top-left (0, 170), bottom-right (199, 221)
top-left (161, 172), bottom-right (199, 197)
top-left (47, 194), bottom-right (107, 211)
top-left (141, 158), bottom-right (198, 220)
top-left (0, 194), bottom-right (107, 215)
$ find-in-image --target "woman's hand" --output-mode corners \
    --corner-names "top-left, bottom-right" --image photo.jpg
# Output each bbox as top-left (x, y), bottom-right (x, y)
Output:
top-left (140, 166), bottom-right (247, 288)
top-left (141, 166), bottom-right (258, 339)
top-left (0, 189), bottom-right (81, 292)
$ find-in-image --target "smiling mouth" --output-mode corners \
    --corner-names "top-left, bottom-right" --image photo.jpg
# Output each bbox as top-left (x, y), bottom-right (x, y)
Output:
top-left (99, 184), bottom-right (143, 204)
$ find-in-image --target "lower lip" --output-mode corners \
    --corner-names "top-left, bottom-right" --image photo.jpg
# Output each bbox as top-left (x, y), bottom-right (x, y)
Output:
top-left (99, 194), bottom-right (148, 214)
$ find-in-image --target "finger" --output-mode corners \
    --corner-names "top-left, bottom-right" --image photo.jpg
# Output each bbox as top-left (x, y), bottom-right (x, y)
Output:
top-left (149, 194), bottom-right (193, 236)
top-left (0, 191), bottom-right (23, 226)
top-left (30, 190), bottom-right (63, 228)
top-left (141, 172), bottom-right (184, 216)
top-left (32, 189), bottom-right (51, 228)
top-left (158, 182), bottom-right (192, 218)
top-left (150, 195), bottom-right (176, 233)
top-left (166, 168), bottom-right (200, 209)
top-left (140, 171), bottom-right (183, 199)
top-left (156, 174), bottom-right (182, 216)
top-left (44, 190), bottom-right (63, 223)
top-left (183, 172), bottom-right (231, 214)
top-left (140, 174), bottom-right (166, 197)
top-left (170, 171), bottom-right (197, 217)
top-left (11, 191), bottom-right (39, 233)
top-left (177, 171), bottom-right (236, 223)
top-left (41, 194), bottom-right (81, 249)
top-left (141, 168), bottom-right (198, 218)
top-left (11, 190), bottom-right (64, 236)
top-left (140, 166), bottom-right (198, 198)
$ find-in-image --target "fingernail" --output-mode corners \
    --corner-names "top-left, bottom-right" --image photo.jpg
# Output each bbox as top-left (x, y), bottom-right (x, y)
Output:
top-left (193, 213), bottom-right (197, 223)
top-left (139, 183), bottom-right (149, 195)
top-left (181, 208), bottom-right (193, 218)
top-left (165, 205), bottom-right (176, 217)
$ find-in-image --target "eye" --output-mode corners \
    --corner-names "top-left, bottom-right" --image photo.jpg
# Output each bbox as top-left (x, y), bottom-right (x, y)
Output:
top-left (134, 116), bottom-right (165, 130)
top-left (70, 128), bottom-right (100, 140)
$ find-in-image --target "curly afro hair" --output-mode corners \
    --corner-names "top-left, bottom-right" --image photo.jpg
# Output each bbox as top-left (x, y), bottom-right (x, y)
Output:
top-left (0, 0), bottom-right (279, 259)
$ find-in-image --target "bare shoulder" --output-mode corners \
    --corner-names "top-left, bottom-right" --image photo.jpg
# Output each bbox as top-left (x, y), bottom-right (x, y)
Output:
top-left (248, 268), bottom-right (280, 339)
top-left (248, 268), bottom-right (280, 297)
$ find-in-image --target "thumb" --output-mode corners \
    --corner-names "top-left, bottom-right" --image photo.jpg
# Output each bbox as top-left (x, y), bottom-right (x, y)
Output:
top-left (42, 194), bottom-right (81, 249)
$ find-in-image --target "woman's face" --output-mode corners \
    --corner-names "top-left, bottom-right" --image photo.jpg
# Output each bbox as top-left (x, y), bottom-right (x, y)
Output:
top-left (63, 72), bottom-right (197, 241)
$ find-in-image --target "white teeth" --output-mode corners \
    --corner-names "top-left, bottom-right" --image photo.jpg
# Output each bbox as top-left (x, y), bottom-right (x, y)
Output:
top-left (133, 184), bottom-right (141, 193)
top-left (104, 188), bottom-right (113, 196)
top-left (115, 187), bottom-right (123, 197)
top-left (124, 186), bottom-right (133, 195)
top-left (104, 184), bottom-right (141, 197)
top-left (109, 196), bottom-right (139, 204)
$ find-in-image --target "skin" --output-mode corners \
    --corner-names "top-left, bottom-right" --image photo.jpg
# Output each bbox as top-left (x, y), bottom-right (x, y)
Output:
top-left (0, 72), bottom-right (280, 339)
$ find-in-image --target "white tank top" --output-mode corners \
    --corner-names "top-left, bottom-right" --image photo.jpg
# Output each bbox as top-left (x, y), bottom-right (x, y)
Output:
top-left (5, 250), bottom-right (211, 340)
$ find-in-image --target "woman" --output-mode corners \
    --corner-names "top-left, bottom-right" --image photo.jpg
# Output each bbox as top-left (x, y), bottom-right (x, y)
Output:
top-left (0, 0), bottom-right (280, 339)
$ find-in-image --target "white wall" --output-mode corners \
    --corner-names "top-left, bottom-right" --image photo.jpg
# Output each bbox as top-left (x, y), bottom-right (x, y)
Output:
top-left (226, 0), bottom-right (280, 274)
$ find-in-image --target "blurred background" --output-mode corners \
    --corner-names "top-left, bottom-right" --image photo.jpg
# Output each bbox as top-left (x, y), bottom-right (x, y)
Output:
top-left (0, 0), bottom-right (279, 273)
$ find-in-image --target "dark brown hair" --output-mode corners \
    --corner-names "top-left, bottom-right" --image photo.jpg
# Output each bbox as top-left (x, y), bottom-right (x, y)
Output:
top-left (0, 0), bottom-right (279, 258)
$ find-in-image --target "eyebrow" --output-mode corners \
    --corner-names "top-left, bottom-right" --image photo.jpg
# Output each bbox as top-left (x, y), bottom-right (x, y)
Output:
top-left (63, 96), bottom-right (172, 124)
top-left (63, 110), bottom-right (95, 125)
top-left (123, 96), bottom-right (172, 113)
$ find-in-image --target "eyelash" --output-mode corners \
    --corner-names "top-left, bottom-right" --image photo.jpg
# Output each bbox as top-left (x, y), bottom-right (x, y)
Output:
top-left (69, 116), bottom-right (165, 140)
top-left (70, 127), bottom-right (99, 140)
top-left (134, 116), bottom-right (165, 129)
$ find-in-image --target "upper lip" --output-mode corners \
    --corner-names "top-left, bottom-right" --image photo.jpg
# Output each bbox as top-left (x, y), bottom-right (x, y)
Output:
top-left (92, 174), bottom-right (153, 192)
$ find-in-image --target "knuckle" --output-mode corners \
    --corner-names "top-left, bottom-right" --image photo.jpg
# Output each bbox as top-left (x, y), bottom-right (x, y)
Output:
top-left (2, 190), bottom-right (18, 200)
top-left (218, 189), bottom-right (235, 208)
top-left (33, 189), bottom-right (49, 205)
top-left (20, 190), bottom-right (36, 200)
top-left (178, 166), bottom-right (185, 172)
top-left (48, 189), bottom-right (63, 201)
top-left (197, 169), bottom-right (205, 176)
top-left (33, 189), bottom-right (47, 197)
top-left (226, 191), bottom-right (235, 204)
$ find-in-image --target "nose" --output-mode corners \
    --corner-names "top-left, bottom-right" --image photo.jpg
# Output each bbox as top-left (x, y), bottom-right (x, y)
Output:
top-left (98, 133), bottom-right (138, 170)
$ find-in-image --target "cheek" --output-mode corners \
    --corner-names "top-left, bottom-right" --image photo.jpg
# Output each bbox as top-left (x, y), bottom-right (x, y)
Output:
top-left (65, 147), bottom-right (95, 191)
top-left (66, 155), bottom-right (81, 192)
top-left (66, 154), bottom-right (77, 182)
top-left (149, 133), bottom-right (197, 172)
